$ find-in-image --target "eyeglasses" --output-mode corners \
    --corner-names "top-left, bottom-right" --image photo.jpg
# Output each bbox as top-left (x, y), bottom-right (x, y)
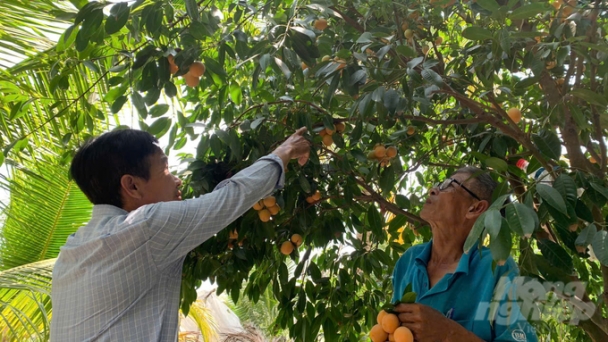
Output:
top-left (434, 178), bottom-right (482, 201)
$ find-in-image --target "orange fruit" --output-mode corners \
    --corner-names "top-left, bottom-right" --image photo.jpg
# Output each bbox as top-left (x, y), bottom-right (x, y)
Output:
top-left (291, 234), bottom-right (303, 247)
top-left (407, 126), bottom-right (415, 135)
top-left (377, 310), bottom-right (388, 325)
top-left (393, 326), bottom-right (414, 342)
top-left (301, 62), bottom-right (308, 70)
top-left (312, 190), bottom-right (322, 201)
top-left (169, 63), bottom-right (179, 75)
top-left (422, 46), bottom-right (429, 55)
top-left (229, 230), bottom-right (238, 240)
top-left (167, 55), bottom-right (175, 65)
top-left (369, 324), bottom-right (388, 342)
top-left (387, 146), bottom-right (398, 158)
top-left (374, 145), bottom-right (387, 158)
top-left (335, 122), bottom-right (345, 133)
top-left (381, 313), bottom-right (400, 334)
top-left (314, 18), bottom-right (328, 30)
top-left (189, 62), bottom-right (206, 77)
top-left (280, 241), bottom-right (294, 255)
top-left (389, 333), bottom-right (396, 341)
top-left (589, 156), bottom-right (597, 164)
top-left (556, 78), bottom-right (565, 85)
top-left (322, 135), bottom-right (334, 146)
top-left (336, 63), bottom-right (347, 71)
top-left (401, 22), bottom-right (409, 31)
top-left (263, 196), bottom-right (276, 208)
top-left (268, 204), bottom-right (280, 215)
top-left (258, 209), bottom-right (271, 222)
top-left (305, 196), bottom-right (316, 203)
top-left (184, 72), bottom-right (200, 87)
top-left (507, 108), bottom-right (522, 124)
top-left (367, 151), bottom-right (378, 160)
top-left (228, 241), bottom-right (234, 249)
top-left (253, 200), bottom-right (264, 210)
top-left (435, 37), bottom-right (443, 45)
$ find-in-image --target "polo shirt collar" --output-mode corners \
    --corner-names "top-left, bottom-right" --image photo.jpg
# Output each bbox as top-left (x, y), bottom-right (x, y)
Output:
top-left (92, 204), bottom-right (128, 217)
top-left (414, 239), bottom-right (473, 275)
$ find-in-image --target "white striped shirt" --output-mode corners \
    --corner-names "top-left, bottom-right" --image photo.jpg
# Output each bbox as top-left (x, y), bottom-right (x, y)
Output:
top-left (51, 155), bottom-right (284, 341)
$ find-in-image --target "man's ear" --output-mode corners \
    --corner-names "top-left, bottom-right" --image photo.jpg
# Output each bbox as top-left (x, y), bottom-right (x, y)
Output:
top-left (465, 200), bottom-right (490, 219)
top-left (120, 174), bottom-right (144, 200)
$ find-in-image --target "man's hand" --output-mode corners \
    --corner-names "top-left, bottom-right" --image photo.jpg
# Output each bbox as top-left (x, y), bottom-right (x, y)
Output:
top-left (394, 303), bottom-right (483, 342)
top-left (272, 127), bottom-right (311, 168)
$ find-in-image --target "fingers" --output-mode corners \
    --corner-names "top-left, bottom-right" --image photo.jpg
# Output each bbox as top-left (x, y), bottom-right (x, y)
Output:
top-left (394, 303), bottom-right (417, 313)
top-left (297, 151), bottom-right (310, 166)
top-left (293, 126), bottom-right (307, 136)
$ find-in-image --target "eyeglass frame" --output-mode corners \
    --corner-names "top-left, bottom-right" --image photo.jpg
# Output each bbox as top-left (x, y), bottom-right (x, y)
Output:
top-left (434, 178), bottom-right (482, 201)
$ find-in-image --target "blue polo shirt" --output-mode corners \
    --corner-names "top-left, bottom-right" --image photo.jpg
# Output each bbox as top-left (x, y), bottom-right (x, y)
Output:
top-left (392, 241), bottom-right (538, 342)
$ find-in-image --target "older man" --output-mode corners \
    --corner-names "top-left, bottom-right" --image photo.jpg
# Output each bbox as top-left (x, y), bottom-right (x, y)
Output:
top-left (392, 167), bottom-right (537, 342)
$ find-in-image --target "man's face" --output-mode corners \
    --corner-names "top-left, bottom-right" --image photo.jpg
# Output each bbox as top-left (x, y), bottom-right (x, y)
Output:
top-left (420, 173), bottom-right (479, 224)
top-left (138, 151), bottom-right (182, 205)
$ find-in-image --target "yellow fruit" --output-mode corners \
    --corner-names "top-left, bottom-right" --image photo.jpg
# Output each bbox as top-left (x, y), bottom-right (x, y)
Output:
top-left (407, 126), bottom-right (415, 135)
top-left (404, 29), bottom-right (414, 39)
top-left (268, 204), bottom-right (280, 215)
top-left (393, 326), bottom-right (414, 342)
top-left (507, 108), bottom-right (522, 124)
top-left (229, 230), bottom-right (238, 240)
top-left (312, 190), bottom-right (322, 201)
top-left (189, 61), bottom-right (206, 77)
top-left (374, 145), bottom-right (387, 158)
top-left (335, 122), bottom-right (345, 133)
top-left (319, 128), bottom-right (328, 137)
top-left (253, 200), bottom-right (264, 210)
top-left (322, 135), bottom-right (334, 146)
top-left (325, 126), bottom-right (335, 135)
top-left (381, 313), bottom-right (400, 334)
top-left (314, 18), bottom-right (328, 30)
top-left (169, 63), bottom-right (179, 75)
top-left (552, 0), bottom-right (562, 10)
top-left (322, 55), bottom-right (331, 62)
top-left (258, 209), bottom-right (271, 222)
top-left (387, 146), bottom-right (398, 158)
top-left (263, 196), bottom-right (276, 208)
top-left (370, 324), bottom-right (388, 342)
top-left (291, 234), bottom-right (303, 247)
top-left (435, 37), bottom-right (443, 45)
top-left (377, 310), bottom-right (388, 325)
top-left (184, 72), bottom-right (200, 87)
top-left (280, 241), bottom-right (294, 255)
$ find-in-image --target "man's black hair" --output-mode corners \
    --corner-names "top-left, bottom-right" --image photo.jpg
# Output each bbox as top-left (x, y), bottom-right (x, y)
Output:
top-left (70, 129), bottom-right (161, 209)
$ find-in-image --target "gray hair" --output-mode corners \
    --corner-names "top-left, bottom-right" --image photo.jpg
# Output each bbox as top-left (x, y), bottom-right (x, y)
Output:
top-left (453, 166), bottom-right (497, 203)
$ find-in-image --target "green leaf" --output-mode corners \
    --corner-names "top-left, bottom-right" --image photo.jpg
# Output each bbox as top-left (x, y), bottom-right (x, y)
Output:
top-left (575, 223), bottom-right (596, 247)
top-left (185, 0), bottom-right (199, 22)
top-left (484, 209), bottom-right (502, 240)
top-left (489, 218), bottom-right (512, 263)
top-left (589, 182), bottom-right (608, 200)
top-left (400, 292), bottom-right (417, 303)
top-left (229, 82), bottom-right (243, 105)
top-left (421, 69), bottom-right (443, 86)
top-left (509, 3), bottom-right (547, 20)
top-left (383, 89), bottom-right (400, 114)
top-left (379, 165), bottom-right (395, 194)
top-left (462, 27), bottom-right (493, 40)
top-left (553, 174), bottom-right (578, 205)
top-left (476, 0), bottom-right (500, 12)
top-left (111, 95), bottom-right (128, 114)
top-left (105, 3), bottom-right (130, 35)
top-left (147, 117), bottom-right (171, 136)
top-left (484, 157), bottom-right (508, 172)
top-left (367, 205), bottom-right (384, 236)
top-left (532, 130), bottom-right (561, 160)
top-left (506, 203), bottom-right (536, 238)
top-left (149, 104), bottom-right (169, 118)
top-left (274, 57), bottom-right (291, 79)
top-left (536, 184), bottom-right (568, 215)
top-left (570, 89), bottom-right (608, 108)
top-left (591, 230), bottom-right (608, 266)
top-left (464, 211), bottom-right (487, 253)
top-left (537, 239), bottom-right (573, 272)
top-left (299, 174), bottom-right (311, 193)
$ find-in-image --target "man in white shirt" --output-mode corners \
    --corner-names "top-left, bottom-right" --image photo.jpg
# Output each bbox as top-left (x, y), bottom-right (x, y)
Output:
top-left (51, 127), bottom-right (310, 341)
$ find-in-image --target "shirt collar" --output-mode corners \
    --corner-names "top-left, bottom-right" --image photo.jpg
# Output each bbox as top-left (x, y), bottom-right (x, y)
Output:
top-left (91, 204), bottom-right (128, 217)
top-left (414, 239), bottom-right (473, 275)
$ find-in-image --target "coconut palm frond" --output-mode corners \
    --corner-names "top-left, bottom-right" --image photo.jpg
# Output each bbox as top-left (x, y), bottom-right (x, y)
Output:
top-left (181, 300), bottom-right (219, 342)
top-left (0, 258), bottom-right (55, 341)
top-left (0, 154), bottom-right (92, 270)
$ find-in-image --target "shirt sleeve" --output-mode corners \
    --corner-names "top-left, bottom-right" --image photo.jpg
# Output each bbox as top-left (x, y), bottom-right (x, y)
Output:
top-left (492, 261), bottom-right (539, 342)
top-left (141, 154), bottom-right (285, 269)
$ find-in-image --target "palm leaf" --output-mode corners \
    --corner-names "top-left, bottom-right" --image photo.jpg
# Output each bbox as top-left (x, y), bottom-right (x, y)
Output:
top-left (179, 301), bottom-right (218, 342)
top-left (0, 154), bottom-right (92, 270)
top-left (0, 258), bottom-right (55, 341)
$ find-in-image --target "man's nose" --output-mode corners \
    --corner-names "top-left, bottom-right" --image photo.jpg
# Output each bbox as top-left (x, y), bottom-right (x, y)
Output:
top-left (428, 186), bottom-right (439, 196)
top-left (174, 175), bottom-right (183, 187)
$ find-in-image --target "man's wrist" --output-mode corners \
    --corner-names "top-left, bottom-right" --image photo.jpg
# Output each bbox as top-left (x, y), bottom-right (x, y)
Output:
top-left (272, 146), bottom-right (292, 168)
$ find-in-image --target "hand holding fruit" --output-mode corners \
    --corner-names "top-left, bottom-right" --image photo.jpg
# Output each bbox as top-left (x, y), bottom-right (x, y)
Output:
top-left (393, 303), bottom-right (462, 342)
top-left (272, 127), bottom-right (311, 167)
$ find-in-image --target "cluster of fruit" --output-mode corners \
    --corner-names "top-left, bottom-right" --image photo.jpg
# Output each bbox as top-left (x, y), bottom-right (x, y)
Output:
top-left (318, 122), bottom-right (346, 146)
top-left (280, 234), bottom-right (303, 255)
top-left (227, 229), bottom-right (242, 249)
top-left (367, 144), bottom-right (399, 167)
top-left (370, 311), bottom-right (413, 342)
top-left (168, 55), bottom-right (205, 87)
top-left (252, 196), bottom-right (280, 222)
top-left (305, 190), bottom-right (322, 204)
